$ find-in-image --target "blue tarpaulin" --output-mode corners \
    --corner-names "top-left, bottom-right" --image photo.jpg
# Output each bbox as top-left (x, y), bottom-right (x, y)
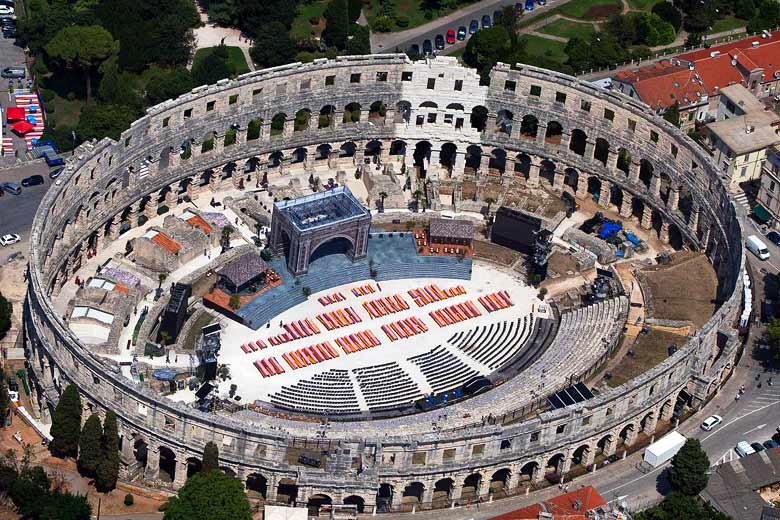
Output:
top-left (153, 369), bottom-right (178, 381)
top-left (624, 231), bottom-right (641, 246)
top-left (598, 221), bottom-right (622, 240)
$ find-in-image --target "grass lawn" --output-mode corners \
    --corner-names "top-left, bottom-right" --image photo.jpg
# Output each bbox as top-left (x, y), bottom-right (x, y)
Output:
top-left (291, 0), bottom-right (328, 41)
top-left (626, 0), bottom-right (663, 10)
top-left (559, 0), bottom-right (621, 19)
top-left (519, 34), bottom-right (569, 62)
top-left (192, 46), bottom-right (249, 76)
top-left (364, 0), bottom-right (480, 32)
top-left (49, 95), bottom-right (85, 128)
top-left (707, 15), bottom-right (746, 34)
top-left (537, 18), bottom-right (596, 40)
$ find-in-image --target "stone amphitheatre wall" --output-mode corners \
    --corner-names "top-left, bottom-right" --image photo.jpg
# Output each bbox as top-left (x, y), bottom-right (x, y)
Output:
top-left (24, 55), bottom-right (744, 509)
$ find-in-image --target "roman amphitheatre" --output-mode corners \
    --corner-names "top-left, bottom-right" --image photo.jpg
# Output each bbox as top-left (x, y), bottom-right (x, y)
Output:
top-left (23, 55), bottom-right (743, 514)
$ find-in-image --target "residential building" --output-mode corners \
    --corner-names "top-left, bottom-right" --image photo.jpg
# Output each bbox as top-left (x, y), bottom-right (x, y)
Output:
top-left (703, 447), bottom-right (780, 519)
top-left (756, 146), bottom-right (780, 225)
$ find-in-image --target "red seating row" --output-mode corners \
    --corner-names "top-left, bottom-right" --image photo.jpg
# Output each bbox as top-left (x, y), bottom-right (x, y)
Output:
top-left (362, 294), bottom-right (410, 319)
top-left (408, 284), bottom-right (466, 307)
top-left (381, 317), bottom-right (429, 341)
top-left (254, 357), bottom-right (285, 378)
top-left (478, 291), bottom-right (514, 313)
top-left (317, 307), bottom-right (362, 330)
top-left (318, 292), bottom-right (345, 306)
top-left (241, 339), bottom-right (267, 353)
top-left (335, 330), bottom-right (382, 354)
top-left (429, 301), bottom-right (482, 327)
top-left (282, 342), bottom-right (340, 370)
top-left (268, 319), bottom-right (321, 345)
top-left (351, 284), bottom-right (376, 297)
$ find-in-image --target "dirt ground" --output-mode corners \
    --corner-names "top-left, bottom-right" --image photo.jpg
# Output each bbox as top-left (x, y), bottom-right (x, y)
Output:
top-left (473, 239), bottom-right (521, 266)
top-left (641, 252), bottom-right (718, 328)
top-left (606, 328), bottom-right (687, 387)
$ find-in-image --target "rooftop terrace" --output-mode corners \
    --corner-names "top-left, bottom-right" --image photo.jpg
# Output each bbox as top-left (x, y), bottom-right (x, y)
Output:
top-left (275, 186), bottom-right (369, 232)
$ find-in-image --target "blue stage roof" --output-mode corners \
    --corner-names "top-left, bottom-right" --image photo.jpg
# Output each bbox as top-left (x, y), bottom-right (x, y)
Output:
top-left (275, 186), bottom-right (369, 232)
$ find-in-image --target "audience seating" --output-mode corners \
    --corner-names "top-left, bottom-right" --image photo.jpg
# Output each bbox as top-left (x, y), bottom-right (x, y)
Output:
top-left (362, 294), bottom-right (410, 318)
top-left (429, 301), bottom-right (482, 327)
top-left (478, 291), bottom-right (514, 313)
top-left (241, 339), bottom-right (267, 353)
top-left (335, 330), bottom-right (382, 354)
top-left (408, 284), bottom-right (466, 307)
top-left (267, 319), bottom-right (321, 346)
top-left (282, 342), bottom-right (339, 370)
top-left (269, 369), bottom-right (361, 415)
top-left (352, 284), bottom-right (376, 297)
top-left (316, 307), bottom-right (362, 330)
top-left (354, 362), bottom-right (422, 411)
top-left (450, 316), bottom-right (535, 370)
top-left (318, 291), bottom-right (346, 306)
top-left (254, 356), bottom-right (285, 378)
top-left (381, 317), bottom-right (428, 341)
top-left (408, 345), bottom-right (480, 393)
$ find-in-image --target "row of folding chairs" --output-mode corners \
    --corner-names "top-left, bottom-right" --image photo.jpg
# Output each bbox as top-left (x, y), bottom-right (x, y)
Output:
top-left (478, 291), bottom-right (514, 313)
top-left (382, 317), bottom-right (429, 341)
top-left (335, 330), bottom-right (382, 354)
top-left (282, 342), bottom-right (340, 370)
top-left (352, 284), bottom-right (376, 297)
top-left (278, 319), bottom-right (321, 341)
top-left (317, 307), bottom-right (362, 330)
top-left (241, 339), bottom-right (267, 353)
top-left (318, 291), bottom-right (346, 306)
top-left (362, 294), bottom-right (409, 319)
top-left (254, 357), bottom-right (285, 378)
top-left (408, 284), bottom-right (466, 307)
top-left (429, 301), bottom-right (482, 327)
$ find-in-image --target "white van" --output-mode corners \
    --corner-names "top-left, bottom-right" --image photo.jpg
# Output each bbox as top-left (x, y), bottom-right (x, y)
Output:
top-left (747, 235), bottom-right (770, 260)
top-left (735, 440), bottom-right (756, 457)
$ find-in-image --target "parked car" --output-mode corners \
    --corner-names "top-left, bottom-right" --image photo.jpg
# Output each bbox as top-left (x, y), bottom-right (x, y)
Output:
top-left (469, 19), bottom-right (479, 33)
top-left (735, 441), bottom-right (756, 457)
top-left (751, 442), bottom-right (766, 452)
top-left (0, 66), bottom-right (23, 78)
top-left (446, 28), bottom-right (456, 45)
top-left (481, 14), bottom-right (492, 28)
top-left (701, 415), bottom-right (722, 431)
top-left (0, 233), bottom-right (20, 246)
top-left (49, 166), bottom-right (65, 179)
top-left (422, 39), bottom-right (432, 55)
top-left (763, 439), bottom-right (779, 449)
top-left (0, 182), bottom-right (21, 195)
top-left (21, 175), bottom-right (43, 187)
top-left (457, 26), bottom-right (467, 40)
top-left (767, 231), bottom-right (780, 246)
top-left (0, 6), bottom-right (14, 15)
top-left (434, 34), bottom-right (445, 50)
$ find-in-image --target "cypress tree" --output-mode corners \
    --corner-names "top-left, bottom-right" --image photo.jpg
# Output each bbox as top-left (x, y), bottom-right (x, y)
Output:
top-left (201, 441), bottom-right (219, 474)
top-left (323, 0), bottom-right (349, 50)
top-left (95, 411), bottom-right (119, 492)
top-left (77, 414), bottom-right (102, 476)
top-left (49, 384), bottom-right (82, 458)
top-left (0, 373), bottom-right (9, 426)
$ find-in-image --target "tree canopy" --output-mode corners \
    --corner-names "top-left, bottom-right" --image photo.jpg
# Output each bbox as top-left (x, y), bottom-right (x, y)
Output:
top-left (668, 438), bottom-right (710, 496)
top-left (162, 470), bottom-right (251, 520)
top-left (323, 0), bottom-right (350, 50)
top-left (463, 27), bottom-right (513, 79)
top-left (192, 45), bottom-right (233, 86)
top-left (0, 293), bottom-right (11, 341)
top-left (50, 384), bottom-right (82, 458)
top-left (250, 22), bottom-right (297, 69)
top-left (76, 103), bottom-right (138, 142)
top-left (96, 411), bottom-right (120, 491)
top-left (202, 442), bottom-right (220, 474)
top-left (634, 492), bottom-right (731, 520)
top-left (77, 413), bottom-right (102, 476)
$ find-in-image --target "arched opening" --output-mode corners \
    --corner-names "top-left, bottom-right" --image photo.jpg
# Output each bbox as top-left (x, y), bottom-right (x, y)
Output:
top-left (564, 167), bottom-right (579, 191)
top-left (401, 482), bottom-right (424, 510)
top-left (246, 473), bottom-right (267, 498)
top-left (641, 412), bottom-right (655, 433)
top-left (186, 457), bottom-right (202, 479)
top-left (319, 105), bottom-right (335, 128)
top-left (594, 137), bottom-right (609, 165)
top-left (632, 197), bottom-right (645, 221)
top-left (309, 237), bottom-right (354, 265)
top-left (489, 148), bottom-right (507, 173)
top-left (572, 445), bottom-right (590, 467)
top-left (307, 494), bottom-right (332, 517)
top-left (546, 453), bottom-right (565, 475)
top-left (617, 148), bottom-right (631, 174)
top-left (461, 473), bottom-right (482, 500)
top-left (291, 147), bottom-right (306, 164)
top-left (446, 102), bottom-right (465, 111)
top-left (247, 118), bottom-right (263, 140)
top-left (133, 438), bottom-right (148, 467)
top-left (316, 143), bottom-right (332, 161)
top-left (639, 159), bottom-right (654, 188)
top-left (396, 101), bottom-right (412, 123)
top-left (277, 477), bottom-right (298, 505)
top-left (515, 153), bottom-right (531, 178)
top-left (520, 115), bottom-right (538, 139)
top-left (269, 150), bottom-right (284, 168)
top-left (278, 229), bottom-right (292, 258)
top-left (294, 108), bottom-right (311, 132)
top-left (619, 424), bottom-right (635, 446)
top-left (496, 109), bottom-right (513, 135)
top-left (376, 483), bottom-right (394, 513)
top-left (611, 185), bottom-right (624, 209)
top-left (365, 139), bottom-right (382, 157)
top-left (440, 142), bottom-right (457, 168)
top-left (390, 140), bottom-right (407, 157)
top-left (659, 172), bottom-right (672, 204)
top-left (678, 186), bottom-right (694, 220)
top-left (652, 209), bottom-right (663, 235)
top-left (339, 141), bottom-right (356, 158)
top-left (470, 106), bottom-right (488, 132)
top-left (520, 461), bottom-right (538, 483)
top-left (433, 478), bottom-right (454, 508)
top-left (588, 176), bottom-right (602, 197)
top-left (540, 159), bottom-right (556, 186)
top-left (545, 121), bottom-right (563, 145)
top-left (569, 129), bottom-right (587, 156)
top-left (490, 468), bottom-right (511, 498)
top-left (465, 145), bottom-right (482, 172)
top-left (343, 102), bottom-right (361, 124)
top-left (369, 101), bottom-right (387, 121)
top-left (597, 435), bottom-right (613, 457)
top-left (270, 113), bottom-right (287, 136)
top-left (344, 495), bottom-right (365, 513)
top-left (158, 446), bottom-right (176, 483)
top-left (413, 141), bottom-right (432, 177)
top-left (669, 223), bottom-right (684, 250)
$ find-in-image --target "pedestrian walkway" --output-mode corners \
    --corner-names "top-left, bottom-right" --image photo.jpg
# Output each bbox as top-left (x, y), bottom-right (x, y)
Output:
top-left (733, 189), bottom-right (751, 211)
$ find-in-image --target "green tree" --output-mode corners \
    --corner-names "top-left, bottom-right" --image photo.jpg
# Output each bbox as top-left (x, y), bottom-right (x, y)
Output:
top-left (483, 197), bottom-right (496, 215)
top-left (50, 384), bottom-right (82, 458)
top-left (463, 26), bottom-right (512, 79)
top-left (162, 470), bottom-right (251, 520)
top-left (10, 466), bottom-right (50, 518)
top-left (95, 411), bottom-right (119, 492)
top-left (565, 37), bottom-right (593, 72)
top-left (639, 13), bottom-right (676, 46)
top-left (323, 0), bottom-right (350, 50)
top-left (0, 375), bottom-right (9, 426)
top-left (76, 103), bottom-right (138, 141)
top-left (144, 66), bottom-right (195, 106)
top-left (77, 413), bottom-right (102, 476)
top-left (0, 293), bottom-right (12, 341)
top-left (634, 492), bottom-right (731, 520)
top-left (45, 25), bottom-right (119, 103)
top-left (346, 24), bottom-right (371, 55)
top-left (229, 294), bottom-right (241, 310)
top-left (685, 32), bottom-right (703, 47)
top-left (250, 23), bottom-right (297, 69)
top-left (734, 0), bottom-right (756, 19)
top-left (590, 31), bottom-right (628, 68)
top-left (652, 2), bottom-right (683, 31)
top-left (202, 441), bottom-right (219, 473)
top-left (348, 0), bottom-right (362, 22)
top-left (664, 102), bottom-right (681, 127)
top-left (98, 56), bottom-right (142, 110)
top-left (747, 0), bottom-right (780, 32)
top-left (41, 491), bottom-right (92, 520)
top-left (668, 438), bottom-right (710, 496)
top-left (765, 318), bottom-right (780, 361)
top-left (193, 45), bottom-right (233, 86)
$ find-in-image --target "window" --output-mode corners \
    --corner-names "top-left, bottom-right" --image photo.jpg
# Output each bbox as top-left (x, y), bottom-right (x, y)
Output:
top-left (603, 108), bottom-right (614, 121)
top-left (92, 375), bottom-right (100, 384)
top-left (252, 88), bottom-right (263, 97)
top-left (580, 100), bottom-right (591, 112)
top-left (530, 85), bottom-right (542, 97)
top-left (376, 71), bottom-right (388, 82)
top-left (427, 78), bottom-right (436, 89)
top-left (770, 181), bottom-right (776, 193)
top-left (275, 83), bottom-right (286, 95)
top-left (555, 91), bottom-right (567, 104)
top-left (350, 73), bottom-right (361, 83)
top-left (555, 424), bottom-right (566, 434)
top-left (162, 117), bottom-right (170, 128)
top-left (650, 130), bottom-right (659, 143)
top-left (500, 439), bottom-right (511, 450)
top-left (443, 448), bottom-right (456, 461)
top-left (138, 403), bottom-right (148, 416)
top-left (427, 113), bottom-right (437, 124)
top-left (124, 136), bottom-right (131, 147)
top-left (606, 407), bottom-right (614, 416)
top-left (402, 71), bottom-right (413, 82)
top-left (504, 80), bottom-right (516, 92)
top-left (184, 108), bottom-right (193, 119)
top-left (671, 144), bottom-right (678, 157)
top-left (628, 119), bottom-right (636, 132)
top-left (300, 79), bottom-right (311, 91)
top-left (164, 416), bottom-right (176, 431)
top-left (206, 100), bottom-right (215, 111)
top-left (688, 111), bottom-right (695, 121)
top-left (472, 444), bottom-right (485, 457)
top-left (741, 166), bottom-right (748, 177)
top-left (228, 94), bottom-right (238, 105)
top-left (325, 75), bottom-right (335, 86)
top-left (454, 79), bottom-right (463, 91)
top-left (412, 452), bottom-right (426, 465)
top-left (530, 431), bottom-right (540, 442)
top-left (582, 416), bottom-right (591, 426)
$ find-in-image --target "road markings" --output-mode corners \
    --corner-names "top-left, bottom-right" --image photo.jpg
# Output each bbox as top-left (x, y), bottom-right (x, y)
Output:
top-left (742, 424), bottom-right (767, 435)
top-left (713, 449), bottom-right (736, 467)
top-left (702, 399), bottom-right (780, 442)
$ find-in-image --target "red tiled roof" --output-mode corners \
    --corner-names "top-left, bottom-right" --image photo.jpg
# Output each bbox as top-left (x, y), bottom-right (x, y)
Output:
top-left (489, 503), bottom-right (545, 520)
top-left (186, 214), bottom-right (213, 235)
top-left (677, 31), bottom-right (780, 62)
top-left (488, 486), bottom-right (605, 520)
top-left (151, 232), bottom-right (181, 254)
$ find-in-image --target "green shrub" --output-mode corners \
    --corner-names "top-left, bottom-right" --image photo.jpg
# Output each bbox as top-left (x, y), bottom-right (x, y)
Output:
top-left (46, 103), bottom-right (56, 113)
top-left (395, 15), bottom-right (410, 27)
top-left (157, 205), bottom-right (169, 215)
top-left (372, 15), bottom-right (393, 32)
top-left (39, 88), bottom-right (56, 103)
top-left (124, 493), bottom-right (134, 506)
